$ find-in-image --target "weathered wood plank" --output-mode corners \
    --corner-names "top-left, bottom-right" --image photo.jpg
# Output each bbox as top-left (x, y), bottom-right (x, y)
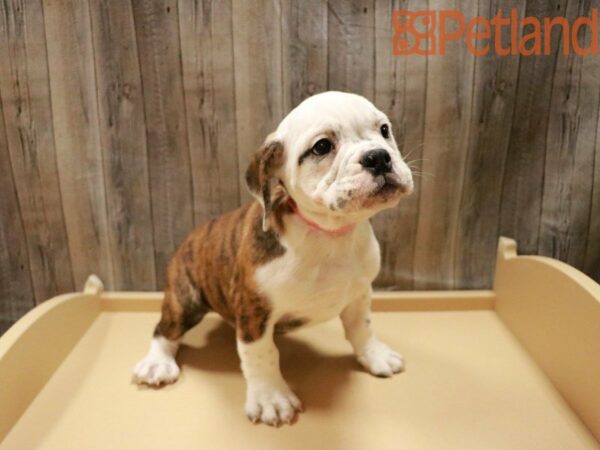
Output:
top-left (584, 0), bottom-right (600, 282)
top-left (232, 0), bottom-right (283, 203)
top-left (0, 92), bottom-right (35, 334)
top-left (327, 0), bottom-right (375, 98)
top-left (179, 0), bottom-right (240, 225)
top-left (0, 0), bottom-right (74, 302)
top-left (453, 0), bottom-right (524, 288)
top-left (132, 0), bottom-right (194, 288)
top-left (539, 0), bottom-right (600, 271)
top-left (0, 0), bottom-right (598, 311)
top-left (413, 0), bottom-right (478, 289)
top-left (585, 98), bottom-right (600, 282)
top-left (281, 0), bottom-right (328, 112)
top-left (43, 0), bottom-right (113, 290)
top-left (499, 0), bottom-right (567, 255)
top-left (89, 0), bottom-right (156, 290)
top-left (372, 0), bottom-right (427, 290)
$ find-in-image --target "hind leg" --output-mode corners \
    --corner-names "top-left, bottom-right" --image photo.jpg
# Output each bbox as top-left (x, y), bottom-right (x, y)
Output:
top-left (133, 263), bottom-right (208, 385)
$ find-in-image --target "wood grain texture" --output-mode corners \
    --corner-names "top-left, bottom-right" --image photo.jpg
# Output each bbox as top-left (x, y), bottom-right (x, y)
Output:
top-left (281, 0), bottom-right (328, 112)
top-left (327, 0), bottom-right (375, 98)
top-left (413, 0), bottom-right (478, 289)
top-left (453, 0), bottom-right (524, 288)
top-left (43, 0), bottom-right (113, 290)
top-left (0, 92), bottom-right (35, 334)
top-left (585, 124), bottom-right (600, 281)
top-left (132, 0), bottom-right (194, 289)
top-left (539, 0), bottom-right (600, 268)
top-left (89, 0), bottom-right (156, 290)
top-left (372, 0), bottom-right (427, 290)
top-left (0, 0), bottom-right (74, 302)
top-left (499, 0), bottom-right (568, 255)
top-left (585, 66), bottom-right (600, 281)
top-left (179, 0), bottom-right (240, 225)
top-left (1, 0), bottom-right (600, 331)
top-left (232, 0), bottom-right (283, 203)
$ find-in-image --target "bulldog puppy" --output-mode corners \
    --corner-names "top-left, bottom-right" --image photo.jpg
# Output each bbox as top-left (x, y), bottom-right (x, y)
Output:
top-left (133, 91), bottom-right (414, 426)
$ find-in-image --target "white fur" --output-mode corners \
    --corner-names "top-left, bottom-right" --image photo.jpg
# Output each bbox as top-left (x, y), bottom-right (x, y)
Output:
top-left (275, 91), bottom-right (413, 230)
top-left (254, 219), bottom-right (380, 326)
top-left (340, 290), bottom-right (405, 376)
top-left (238, 92), bottom-right (411, 425)
top-left (133, 336), bottom-right (180, 385)
top-left (237, 328), bottom-right (303, 425)
top-left (244, 215), bottom-right (404, 425)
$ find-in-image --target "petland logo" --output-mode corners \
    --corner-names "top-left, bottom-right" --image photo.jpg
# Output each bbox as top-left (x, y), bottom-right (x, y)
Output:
top-left (393, 9), bottom-right (599, 56)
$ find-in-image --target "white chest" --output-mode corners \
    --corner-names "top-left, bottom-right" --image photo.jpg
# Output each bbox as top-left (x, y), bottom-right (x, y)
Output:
top-left (254, 222), bottom-right (380, 328)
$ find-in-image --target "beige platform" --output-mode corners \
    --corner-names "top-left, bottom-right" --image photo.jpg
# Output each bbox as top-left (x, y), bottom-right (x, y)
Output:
top-left (0, 238), bottom-right (599, 450)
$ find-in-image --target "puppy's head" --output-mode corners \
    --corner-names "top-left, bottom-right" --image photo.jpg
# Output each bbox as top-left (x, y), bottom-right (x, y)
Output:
top-left (246, 91), bottom-right (413, 231)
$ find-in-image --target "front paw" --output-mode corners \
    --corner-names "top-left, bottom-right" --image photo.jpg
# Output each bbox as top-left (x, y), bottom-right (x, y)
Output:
top-left (133, 357), bottom-right (180, 386)
top-left (357, 338), bottom-right (405, 377)
top-left (245, 379), bottom-right (303, 426)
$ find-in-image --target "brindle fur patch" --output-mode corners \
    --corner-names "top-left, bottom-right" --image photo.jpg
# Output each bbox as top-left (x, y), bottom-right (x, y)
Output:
top-left (245, 140), bottom-right (284, 197)
top-left (236, 293), bottom-right (272, 343)
top-left (153, 202), bottom-right (288, 344)
top-left (154, 261), bottom-right (209, 340)
top-left (245, 140), bottom-right (287, 232)
top-left (251, 213), bottom-right (285, 265)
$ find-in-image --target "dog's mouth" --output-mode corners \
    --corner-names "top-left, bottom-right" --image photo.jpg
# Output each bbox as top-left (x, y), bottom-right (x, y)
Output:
top-left (320, 172), bottom-right (411, 214)
top-left (371, 173), bottom-right (405, 197)
top-left (356, 173), bottom-right (409, 210)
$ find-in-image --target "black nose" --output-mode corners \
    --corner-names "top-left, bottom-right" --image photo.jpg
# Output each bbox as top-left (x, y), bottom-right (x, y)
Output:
top-left (359, 149), bottom-right (392, 176)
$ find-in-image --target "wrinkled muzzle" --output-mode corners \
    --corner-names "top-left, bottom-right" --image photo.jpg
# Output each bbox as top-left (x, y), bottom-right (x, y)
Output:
top-left (312, 147), bottom-right (413, 213)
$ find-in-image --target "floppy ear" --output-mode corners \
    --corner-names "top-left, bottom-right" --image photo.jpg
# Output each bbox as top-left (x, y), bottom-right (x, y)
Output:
top-left (245, 138), bottom-right (286, 232)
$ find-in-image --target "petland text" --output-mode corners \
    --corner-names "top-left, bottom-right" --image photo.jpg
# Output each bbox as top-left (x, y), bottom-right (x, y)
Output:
top-left (393, 9), bottom-right (598, 56)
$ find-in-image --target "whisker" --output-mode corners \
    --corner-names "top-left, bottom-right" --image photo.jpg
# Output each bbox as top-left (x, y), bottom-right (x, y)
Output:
top-left (406, 158), bottom-right (430, 164)
top-left (407, 164), bottom-right (431, 172)
top-left (401, 143), bottom-right (425, 160)
top-left (410, 171), bottom-right (435, 179)
top-left (400, 134), bottom-right (460, 159)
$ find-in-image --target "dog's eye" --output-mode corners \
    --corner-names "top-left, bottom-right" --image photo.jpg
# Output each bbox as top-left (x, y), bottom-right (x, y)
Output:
top-left (311, 138), bottom-right (333, 156)
top-left (380, 124), bottom-right (390, 139)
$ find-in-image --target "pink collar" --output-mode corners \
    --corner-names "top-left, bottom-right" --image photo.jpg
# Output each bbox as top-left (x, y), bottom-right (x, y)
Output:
top-left (287, 199), bottom-right (356, 237)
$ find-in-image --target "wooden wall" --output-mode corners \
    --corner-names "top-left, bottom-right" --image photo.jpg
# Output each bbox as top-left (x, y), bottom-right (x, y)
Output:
top-left (1, 0), bottom-right (599, 333)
